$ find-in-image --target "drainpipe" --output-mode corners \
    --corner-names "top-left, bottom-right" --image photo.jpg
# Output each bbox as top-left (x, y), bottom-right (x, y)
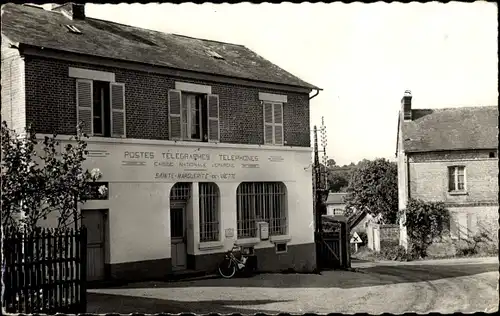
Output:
top-left (309, 89), bottom-right (320, 100)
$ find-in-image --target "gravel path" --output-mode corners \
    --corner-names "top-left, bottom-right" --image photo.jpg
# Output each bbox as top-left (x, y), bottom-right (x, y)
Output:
top-left (88, 257), bottom-right (499, 314)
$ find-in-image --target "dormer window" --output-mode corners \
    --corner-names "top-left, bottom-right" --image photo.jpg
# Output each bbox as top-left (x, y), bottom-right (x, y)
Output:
top-left (206, 50), bottom-right (224, 60)
top-left (65, 24), bottom-right (82, 34)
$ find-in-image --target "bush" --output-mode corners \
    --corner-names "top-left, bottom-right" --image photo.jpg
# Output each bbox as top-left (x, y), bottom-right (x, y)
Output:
top-left (455, 231), bottom-right (498, 257)
top-left (402, 199), bottom-right (450, 259)
top-left (357, 231), bottom-right (368, 246)
top-left (378, 245), bottom-right (415, 261)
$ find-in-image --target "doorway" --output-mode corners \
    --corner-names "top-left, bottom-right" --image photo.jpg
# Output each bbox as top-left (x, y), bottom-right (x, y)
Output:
top-left (170, 205), bottom-right (186, 271)
top-left (169, 182), bottom-right (191, 272)
top-left (81, 209), bottom-right (107, 281)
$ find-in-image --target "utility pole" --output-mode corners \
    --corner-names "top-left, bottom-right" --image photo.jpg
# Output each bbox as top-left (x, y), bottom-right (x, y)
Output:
top-left (313, 125), bottom-right (322, 233)
top-left (320, 116), bottom-right (329, 190)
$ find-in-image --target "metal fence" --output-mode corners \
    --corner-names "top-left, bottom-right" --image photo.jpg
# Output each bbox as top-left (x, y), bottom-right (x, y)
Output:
top-left (2, 227), bottom-right (87, 314)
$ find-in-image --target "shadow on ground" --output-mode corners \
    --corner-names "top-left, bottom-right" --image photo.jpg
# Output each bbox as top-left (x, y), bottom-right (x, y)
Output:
top-left (94, 263), bottom-right (498, 290)
top-left (87, 292), bottom-right (283, 314)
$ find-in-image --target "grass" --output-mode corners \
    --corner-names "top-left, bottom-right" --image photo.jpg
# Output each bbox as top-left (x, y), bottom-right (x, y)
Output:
top-left (352, 241), bottom-right (498, 263)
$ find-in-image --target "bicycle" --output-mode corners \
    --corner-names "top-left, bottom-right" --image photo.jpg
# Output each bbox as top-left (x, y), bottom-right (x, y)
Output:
top-left (217, 245), bottom-right (253, 279)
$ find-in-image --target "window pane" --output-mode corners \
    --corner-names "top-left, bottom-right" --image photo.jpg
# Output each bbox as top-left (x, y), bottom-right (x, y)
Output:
top-left (448, 167), bottom-right (455, 191)
top-left (191, 97), bottom-right (200, 139)
top-left (181, 97), bottom-right (189, 139)
top-left (457, 167), bottom-right (465, 176)
top-left (457, 175), bottom-right (465, 190)
top-left (93, 86), bottom-right (103, 134)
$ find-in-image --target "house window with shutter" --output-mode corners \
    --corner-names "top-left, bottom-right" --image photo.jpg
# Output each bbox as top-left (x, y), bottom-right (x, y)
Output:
top-left (448, 166), bottom-right (466, 192)
top-left (168, 90), bottom-right (220, 142)
top-left (76, 79), bottom-right (126, 137)
top-left (263, 102), bottom-right (284, 146)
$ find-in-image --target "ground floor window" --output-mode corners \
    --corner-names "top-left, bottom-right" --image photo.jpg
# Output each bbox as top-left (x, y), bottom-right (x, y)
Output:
top-left (199, 182), bottom-right (220, 242)
top-left (236, 182), bottom-right (287, 238)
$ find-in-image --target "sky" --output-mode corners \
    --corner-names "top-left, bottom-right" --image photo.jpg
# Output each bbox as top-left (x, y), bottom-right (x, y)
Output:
top-left (46, 2), bottom-right (498, 166)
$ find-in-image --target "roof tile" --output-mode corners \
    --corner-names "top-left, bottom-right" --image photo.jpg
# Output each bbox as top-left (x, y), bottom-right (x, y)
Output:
top-left (1, 4), bottom-right (319, 90)
top-left (402, 106), bottom-right (498, 152)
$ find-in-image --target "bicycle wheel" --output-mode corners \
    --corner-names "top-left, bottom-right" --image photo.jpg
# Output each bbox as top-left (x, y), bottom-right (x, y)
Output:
top-left (218, 258), bottom-right (236, 279)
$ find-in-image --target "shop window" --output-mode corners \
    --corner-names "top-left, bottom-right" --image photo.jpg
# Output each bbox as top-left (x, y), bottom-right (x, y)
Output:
top-left (236, 182), bottom-right (287, 238)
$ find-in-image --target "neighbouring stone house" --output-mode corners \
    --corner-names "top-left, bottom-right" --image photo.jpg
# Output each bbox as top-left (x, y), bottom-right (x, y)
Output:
top-left (396, 90), bottom-right (498, 249)
top-left (1, 3), bottom-right (322, 281)
top-left (325, 192), bottom-right (373, 234)
top-left (325, 192), bottom-right (347, 216)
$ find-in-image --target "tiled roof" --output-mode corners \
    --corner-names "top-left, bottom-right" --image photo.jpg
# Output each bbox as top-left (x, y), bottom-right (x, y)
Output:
top-left (325, 192), bottom-right (347, 205)
top-left (1, 4), bottom-right (319, 90)
top-left (402, 106), bottom-right (498, 152)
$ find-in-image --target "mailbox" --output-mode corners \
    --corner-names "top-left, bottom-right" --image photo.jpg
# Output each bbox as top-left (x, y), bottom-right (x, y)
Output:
top-left (258, 221), bottom-right (269, 240)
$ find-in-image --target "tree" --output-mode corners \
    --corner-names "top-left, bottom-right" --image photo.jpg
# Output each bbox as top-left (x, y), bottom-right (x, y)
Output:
top-left (1, 121), bottom-right (107, 233)
top-left (344, 158), bottom-right (398, 224)
top-left (402, 199), bottom-right (450, 258)
top-left (326, 158), bottom-right (336, 169)
top-left (327, 172), bottom-right (349, 192)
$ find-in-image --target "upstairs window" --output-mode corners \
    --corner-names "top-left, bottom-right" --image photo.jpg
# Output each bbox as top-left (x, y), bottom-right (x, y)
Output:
top-left (263, 102), bottom-right (284, 146)
top-left (76, 79), bottom-right (126, 137)
top-left (448, 166), bottom-right (466, 192)
top-left (168, 90), bottom-right (220, 142)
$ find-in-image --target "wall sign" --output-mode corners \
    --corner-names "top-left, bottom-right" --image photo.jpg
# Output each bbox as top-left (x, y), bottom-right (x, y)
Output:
top-left (74, 141), bottom-right (304, 183)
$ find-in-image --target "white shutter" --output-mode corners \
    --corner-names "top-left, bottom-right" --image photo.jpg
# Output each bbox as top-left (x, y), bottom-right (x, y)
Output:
top-left (168, 90), bottom-right (182, 140)
top-left (76, 79), bottom-right (93, 135)
top-left (263, 102), bottom-right (273, 145)
top-left (207, 94), bottom-right (220, 142)
top-left (110, 82), bottom-right (126, 138)
top-left (273, 103), bottom-right (284, 145)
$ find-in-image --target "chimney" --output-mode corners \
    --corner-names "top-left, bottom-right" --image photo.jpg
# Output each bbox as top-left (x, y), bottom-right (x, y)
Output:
top-left (52, 3), bottom-right (85, 20)
top-left (401, 90), bottom-right (412, 121)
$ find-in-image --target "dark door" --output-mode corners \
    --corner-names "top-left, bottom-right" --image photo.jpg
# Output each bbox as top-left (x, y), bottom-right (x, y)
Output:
top-left (170, 207), bottom-right (186, 271)
top-left (82, 209), bottom-right (106, 281)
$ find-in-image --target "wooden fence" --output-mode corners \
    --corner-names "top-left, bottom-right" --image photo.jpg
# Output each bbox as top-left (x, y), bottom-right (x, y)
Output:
top-left (2, 227), bottom-right (87, 314)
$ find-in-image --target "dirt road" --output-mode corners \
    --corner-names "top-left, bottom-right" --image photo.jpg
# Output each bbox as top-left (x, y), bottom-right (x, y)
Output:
top-left (88, 257), bottom-right (498, 314)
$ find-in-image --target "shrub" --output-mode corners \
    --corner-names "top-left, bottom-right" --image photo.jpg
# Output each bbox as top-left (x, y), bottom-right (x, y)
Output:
top-left (378, 245), bottom-right (414, 261)
top-left (402, 199), bottom-right (450, 259)
top-left (357, 231), bottom-right (368, 245)
top-left (455, 231), bottom-right (498, 257)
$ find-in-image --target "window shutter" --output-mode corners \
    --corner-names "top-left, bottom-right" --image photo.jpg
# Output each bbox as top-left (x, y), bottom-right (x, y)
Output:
top-left (110, 82), bottom-right (126, 138)
top-left (207, 94), bottom-right (220, 142)
top-left (273, 103), bottom-right (284, 145)
top-left (263, 102), bottom-right (273, 145)
top-left (168, 90), bottom-right (182, 140)
top-left (76, 79), bottom-right (93, 135)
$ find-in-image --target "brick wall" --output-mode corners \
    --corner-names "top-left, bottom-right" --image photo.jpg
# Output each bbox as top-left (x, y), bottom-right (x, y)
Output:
top-left (408, 150), bottom-right (498, 204)
top-left (23, 56), bottom-right (311, 147)
top-left (1, 43), bottom-right (26, 132)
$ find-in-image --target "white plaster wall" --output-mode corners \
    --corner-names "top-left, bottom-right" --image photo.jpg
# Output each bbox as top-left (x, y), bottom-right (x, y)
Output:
top-left (45, 137), bottom-right (314, 264)
top-left (108, 182), bottom-right (171, 263)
